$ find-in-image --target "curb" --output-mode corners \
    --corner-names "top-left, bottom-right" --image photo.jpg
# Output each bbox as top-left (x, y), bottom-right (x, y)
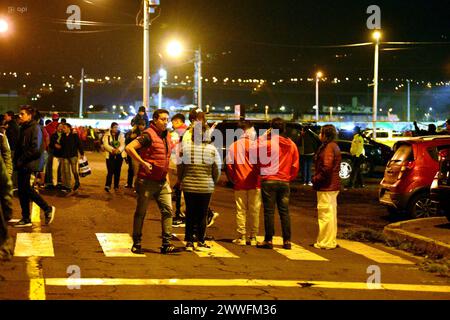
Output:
top-left (383, 217), bottom-right (450, 258)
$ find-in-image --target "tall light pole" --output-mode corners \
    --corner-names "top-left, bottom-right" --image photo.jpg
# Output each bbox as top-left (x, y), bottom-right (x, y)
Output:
top-left (79, 68), bottom-right (84, 118)
top-left (372, 31), bottom-right (382, 139)
top-left (158, 68), bottom-right (167, 109)
top-left (407, 79), bottom-right (411, 122)
top-left (315, 71), bottom-right (323, 122)
top-left (143, 1), bottom-right (160, 109)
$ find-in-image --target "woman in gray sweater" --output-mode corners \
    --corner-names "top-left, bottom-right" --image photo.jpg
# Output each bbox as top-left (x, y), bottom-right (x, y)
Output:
top-left (177, 121), bottom-right (221, 252)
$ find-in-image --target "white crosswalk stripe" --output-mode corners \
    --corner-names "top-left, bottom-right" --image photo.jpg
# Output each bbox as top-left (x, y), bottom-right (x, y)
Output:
top-left (173, 234), bottom-right (239, 258)
top-left (256, 236), bottom-right (329, 261)
top-left (337, 239), bottom-right (414, 265)
top-left (96, 233), bottom-right (145, 257)
top-left (14, 233), bottom-right (55, 257)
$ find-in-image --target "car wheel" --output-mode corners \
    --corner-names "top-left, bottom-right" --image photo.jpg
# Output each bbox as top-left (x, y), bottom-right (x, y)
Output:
top-left (361, 159), bottom-right (372, 176)
top-left (408, 192), bottom-right (438, 219)
top-left (339, 158), bottom-right (353, 184)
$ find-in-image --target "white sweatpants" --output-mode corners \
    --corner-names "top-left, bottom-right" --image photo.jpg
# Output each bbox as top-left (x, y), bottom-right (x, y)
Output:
top-left (234, 189), bottom-right (261, 238)
top-left (316, 191), bottom-right (339, 249)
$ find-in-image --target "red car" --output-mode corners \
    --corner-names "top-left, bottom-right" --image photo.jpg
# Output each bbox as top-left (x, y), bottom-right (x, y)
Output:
top-left (379, 136), bottom-right (450, 218)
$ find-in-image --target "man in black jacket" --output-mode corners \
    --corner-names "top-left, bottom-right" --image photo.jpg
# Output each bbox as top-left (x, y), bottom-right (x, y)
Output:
top-left (61, 123), bottom-right (84, 192)
top-left (0, 156), bottom-right (14, 260)
top-left (13, 106), bottom-right (55, 227)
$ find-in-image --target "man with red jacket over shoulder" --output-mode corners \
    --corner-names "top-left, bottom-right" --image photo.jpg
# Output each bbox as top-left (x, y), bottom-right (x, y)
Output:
top-left (256, 118), bottom-right (299, 250)
top-left (126, 109), bottom-right (181, 254)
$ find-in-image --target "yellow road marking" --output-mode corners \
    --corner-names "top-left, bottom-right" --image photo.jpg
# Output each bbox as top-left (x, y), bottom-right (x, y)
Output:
top-left (26, 202), bottom-right (46, 300)
top-left (337, 240), bottom-right (414, 265)
top-left (256, 236), bottom-right (328, 261)
top-left (96, 233), bottom-right (145, 257)
top-left (174, 234), bottom-right (239, 258)
top-left (14, 233), bottom-right (54, 257)
top-left (44, 278), bottom-right (450, 293)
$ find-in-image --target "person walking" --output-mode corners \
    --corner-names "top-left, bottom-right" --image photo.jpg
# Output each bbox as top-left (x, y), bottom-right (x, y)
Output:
top-left (61, 123), bottom-right (84, 192)
top-left (0, 129), bottom-right (12, 178)
top-left (124, 119), bottom-right (146, 189)
top-left (170, 113), bottom-right (188, 226)
top-left (256, 118), bottom-right (299, 250)
top-left (102, 122), bottom-right (126, 192)
top-left (312, 125), bottom-right (342, 250)
top-left (126, 109), bottom-right (181, 254)
top-left (3, 111), bottom-right (19, 188)
top-left (348, 126), bottom-right (365, 189)
top-left (0, 156), bottom-right (14, 260)
top-left (226, 120), bottom-right (261, 246)
top-left (44, 113), bottom-right (60, 188)
top-left (48, 123), bottom-right (64, 189)
top-left (178, 120), bottom-right (222, 252)
top-left (13, 106), bottom-right (55, 228)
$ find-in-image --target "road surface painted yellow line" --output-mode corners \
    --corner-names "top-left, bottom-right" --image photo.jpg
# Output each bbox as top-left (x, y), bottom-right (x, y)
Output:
top-left (337, 240), bottom-right (414, 265)
top-left (174, 234), bottom-right (239, 258)
top-left (96, 233), bottom-right (145, 257)
top-left (14, 233), bottom-right (55, 257)
top-left (26, 202), bottom-right (46, 300)
top-left (256, 236), bottom-right (328, 261)
top-left (44, 278), bottom-right (450, 293)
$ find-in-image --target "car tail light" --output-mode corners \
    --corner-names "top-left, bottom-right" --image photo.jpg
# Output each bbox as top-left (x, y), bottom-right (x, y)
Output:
top-left (398, 161), bottom-right (414, 180)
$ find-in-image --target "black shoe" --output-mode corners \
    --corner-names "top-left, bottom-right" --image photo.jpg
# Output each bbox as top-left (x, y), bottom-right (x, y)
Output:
top-left (160, 244), bottom-right (182, 254)
top-left (44, 206), bottom-right (56, 225)
top-left (257, 241), bottom-right (273, 249)
top-left (14, 219), bottom-right (32, 228)
top-left (104, 186), bottom-right (110, 193)
top-left (60, 187), bottom-right (72, 193)
top-left (73, 182), bottom-right (80, 191)
top-left (131, 244), bottom-right (142, 254)
top-left (283, 241), bottom-right (292, 250)
top-left (44, 185), bottom-right (54, 191)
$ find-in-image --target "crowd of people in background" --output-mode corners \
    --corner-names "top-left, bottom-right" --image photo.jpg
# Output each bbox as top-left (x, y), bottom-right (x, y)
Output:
top-left (0, 104), bottom-right (449, 259)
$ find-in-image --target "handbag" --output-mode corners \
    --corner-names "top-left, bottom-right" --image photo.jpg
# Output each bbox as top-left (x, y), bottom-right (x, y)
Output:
top-left (78, 156), bottom-right (92, 177)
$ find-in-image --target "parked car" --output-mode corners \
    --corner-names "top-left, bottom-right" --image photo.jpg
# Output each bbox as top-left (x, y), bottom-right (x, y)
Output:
top-left (379, 136), bottom-right (450, 218)
top-left (336, 130), bottom-right (393, 184)
top-left (430, 147), bottom-right (450, 222)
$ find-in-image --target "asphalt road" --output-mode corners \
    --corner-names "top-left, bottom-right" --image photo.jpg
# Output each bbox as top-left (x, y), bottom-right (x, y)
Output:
top-left (1, 151), bottom-right (449, 302)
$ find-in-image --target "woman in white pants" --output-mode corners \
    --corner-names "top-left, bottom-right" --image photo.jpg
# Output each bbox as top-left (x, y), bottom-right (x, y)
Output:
top-left (311, 125), bottom-right (342, 250)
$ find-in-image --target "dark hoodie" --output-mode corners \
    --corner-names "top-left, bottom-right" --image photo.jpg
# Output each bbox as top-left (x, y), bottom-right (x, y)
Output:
top-left (13, 120), bottom-right (45, 172)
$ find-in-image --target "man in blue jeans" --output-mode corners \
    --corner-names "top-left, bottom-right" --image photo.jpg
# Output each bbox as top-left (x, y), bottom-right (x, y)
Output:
top-left (126, 109), bottom-right (181, 254)
top-left (256, 118), bottom-right (299, 250)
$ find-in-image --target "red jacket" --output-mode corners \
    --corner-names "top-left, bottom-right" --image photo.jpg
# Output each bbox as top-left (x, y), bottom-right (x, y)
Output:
top-left (138, 123), bottom-right (173, 181)
top-left (226, 134), bottom-right (260, 190)
top-left (45, 121), bottom-right (59, 137)
top-left (256, 134), bottom-right (299, 182)
top-left (312, 141), bottom-right (341, 191)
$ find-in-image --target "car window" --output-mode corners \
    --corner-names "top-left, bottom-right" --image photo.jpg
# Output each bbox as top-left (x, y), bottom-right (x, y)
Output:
top-left (391, 144), bottom-right (413, 162)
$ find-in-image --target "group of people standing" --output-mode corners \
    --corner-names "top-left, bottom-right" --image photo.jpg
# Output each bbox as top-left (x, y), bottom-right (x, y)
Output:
top-left (120, 106), bottom-right (343, 254)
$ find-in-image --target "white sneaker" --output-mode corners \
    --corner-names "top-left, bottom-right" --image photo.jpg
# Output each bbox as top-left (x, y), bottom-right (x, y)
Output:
top-left (232, 238), bottom-right (246, 246)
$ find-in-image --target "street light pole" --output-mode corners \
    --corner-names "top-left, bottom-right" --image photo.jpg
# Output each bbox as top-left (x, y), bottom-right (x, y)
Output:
top-left (158, 68), bottom-right (167, 109)
top-left (79, 67), bottom-right (84, 118)
top-left (407, 79), bottom-right (411, 122)
top-left (315, 71), bottom-right (322, 122)
top-left (372, 31), bottom-right (381, 139)
top-left (143, 0), bottom-right (150, 109)
top-left (194, 46), bottom-right (202, 109)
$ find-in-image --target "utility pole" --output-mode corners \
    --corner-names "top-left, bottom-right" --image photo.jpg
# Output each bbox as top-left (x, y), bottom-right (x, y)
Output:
top-left (79, 68), bottom-right (84, 118)
top-left (407, 79), bottom-right (411, 122)
top-left (194, 46), bottom-right (202, 109)
top-left (143, 1), bottom-right (160, 109)
top-left (372, 31), bottom-right (381, 140)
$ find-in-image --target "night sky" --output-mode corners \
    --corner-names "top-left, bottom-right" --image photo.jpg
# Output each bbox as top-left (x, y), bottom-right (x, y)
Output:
top-left (1, 0), bottom-right (449, 79)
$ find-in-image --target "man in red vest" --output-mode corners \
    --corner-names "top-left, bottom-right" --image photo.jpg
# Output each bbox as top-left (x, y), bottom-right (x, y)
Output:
top-left (126, 109), bottom-right (181, 254)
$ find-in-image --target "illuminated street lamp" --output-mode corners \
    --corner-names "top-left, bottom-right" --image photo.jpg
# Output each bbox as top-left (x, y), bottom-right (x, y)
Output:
top-left (0, 18), bottom-right (9, 34)
top-left (166, 40), bottom-right (202, 109)
top-left (315, 71), bottom-right (323, 121)
top-left (371, 30), bottom-right (382, 139)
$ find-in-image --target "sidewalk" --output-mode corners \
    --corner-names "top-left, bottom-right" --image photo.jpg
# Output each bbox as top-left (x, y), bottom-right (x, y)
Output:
top-left (383, 217), bottom-right (450, 258)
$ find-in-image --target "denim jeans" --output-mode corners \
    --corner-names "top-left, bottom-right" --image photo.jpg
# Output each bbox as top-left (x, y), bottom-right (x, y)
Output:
top-left (261, 180), bottom-right (291, 242)
top-left (133, 178), bottom-right (173, 246)
top-left (300, 154), bottom-right (313, 184)
top-left (18, 169), bottom-right (51, 220)
top-left (105, 155), bottom-right (123, 189)
top-left (62, 157), bottom-right (80, 189)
